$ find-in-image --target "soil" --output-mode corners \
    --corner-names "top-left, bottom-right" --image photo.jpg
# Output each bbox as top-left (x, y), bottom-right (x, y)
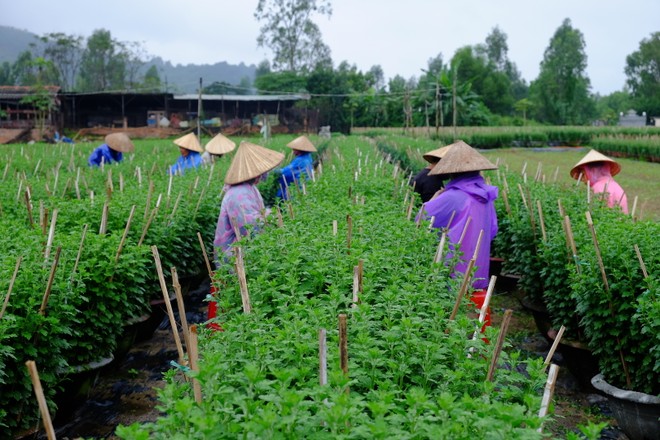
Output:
top-left (26, 275), bottom-right (628, 439)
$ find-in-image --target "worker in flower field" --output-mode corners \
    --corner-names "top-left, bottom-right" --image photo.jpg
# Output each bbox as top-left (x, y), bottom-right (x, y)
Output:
top-left (169, 132), bottom-right (203, 175)
top-left (213, 141), bottom-right (284, 264)
top-left (88, 132), bottom-right (134, 166)
top-left (570, 149), bottom-right (628, 214)
top-left (275, 135), bottom-right (317, 200)
top-left (411, 145), bottom-right (450, 203)
top-left (202, 132), bottom-right (236, 165)
top-left (419, 140), bottom-right (498, 328)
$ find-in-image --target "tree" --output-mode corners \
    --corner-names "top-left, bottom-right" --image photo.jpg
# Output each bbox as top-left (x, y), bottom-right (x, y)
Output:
top-left (19, 57), bottom-right (58, 137)
top-left (142, 65), bottom-right (162, 92)
top-left (39, 32), bottom-right (83, 91)
top-left (77, 29), bottom-right (126, 92)
top-left (529, 18), bottom-right (595, 124)
top-left (625, 32), bottom-right (660, 118)
top-left (254, 0), bottom-right (333, 72)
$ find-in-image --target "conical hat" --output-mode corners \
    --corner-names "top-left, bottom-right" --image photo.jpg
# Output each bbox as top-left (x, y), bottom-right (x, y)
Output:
top-left (428, 140), bottom-right (497, 175)
top-left (570, 149), bottom-right (621, 180)
top-left (287, 135), bottom-right (317, 152)
top-left (173, 132), bottom-right (203, 153)
top-left (104, 132), bottom-right (134, 153)
top-left (422, 145), bottom-right (451, 163)
top-left (225, 141), bottom-right (285, 185)
top-left (205, 133), bottom-right (236, 155)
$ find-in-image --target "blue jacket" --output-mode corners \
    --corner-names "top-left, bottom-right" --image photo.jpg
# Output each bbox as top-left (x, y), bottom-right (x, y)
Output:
top-left (169, 151), bottom-right (203, 175)
top-left (277, 152), bottom-right (314, 199)
top-left (88, 144), bottom-right (123, 167)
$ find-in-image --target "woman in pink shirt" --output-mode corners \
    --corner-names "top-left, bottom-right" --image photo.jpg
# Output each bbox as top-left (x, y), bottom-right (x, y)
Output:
top-left (571, 150), bottom-right (628, 214)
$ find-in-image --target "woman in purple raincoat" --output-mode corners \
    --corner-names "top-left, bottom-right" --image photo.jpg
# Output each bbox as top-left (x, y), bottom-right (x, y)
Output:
top-left (419, 140), bottom-right (498, 328)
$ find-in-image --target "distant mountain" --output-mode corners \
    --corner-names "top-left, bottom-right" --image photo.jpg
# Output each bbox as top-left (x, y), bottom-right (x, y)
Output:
top-left (0, 25), bottom-right (256, 93)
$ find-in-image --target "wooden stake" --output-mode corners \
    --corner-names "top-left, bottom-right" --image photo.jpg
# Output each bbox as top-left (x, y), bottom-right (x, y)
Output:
top-left (536, 200), bottom-right (547, 242)
top-left (44, 209), bottom-right (58, 262)
top-left (585, 212), bottom-right (609, 291)
top-left (71, 224), bottom-right (88, 278)
top-left (276, 206), bottom-right (284, 227)
top-left (564, 215), bottom-right (580, 272)
top-left (39, 247), bottom-right (61, 315)
top-left (544, 325), bottom-right (566, 368)
top-left (144, 180), bottom-right (154, 220)
top-left (287, 203), bottom-right (294, 220)
top-left (114, 205), bottom-right (136, 263)
top-left (151, 246), bottom-right (186, 364)
top-left (319, 328), bottom-right (328, 386)
top-left (634, 244), bottom-right (648, 278)
top-left (99, 201), bottom-right (109, 235)
top-left (332, 220), bottom-right (338, 236)
top-left (25, 361), bottom-right (56, 440)
top-left (486, 309), bottom-right (513, 382)
top-left (457, 217), bottom-right (472, 248)
top-left (0, 256), bottom-right (22, 320)
top-left (189, 325), bottom-right (202, 404)
top-left (24, 190), bottom-right (34, 228)
top-left (433, 232), bottom-right (447, 264)
top-left (473, 276), bottom-right (497, 339)
top-left (138, 207), bottom-right (159, 246)
top-left (339, 314), bottom-right (348, 377)
top-left (235, 247), bottom-right (251, 313)
top-left (351, 265), bottom-right (360, 308)
top-left (537, 364), bottom-right (560, 432)
top-left (192, 187), bottom-right (206, 220)
top-left (501, 188), bottom-right (511, 217)
top-left (171, 267), bottom-right (191, 353)
top-left (346, 214), bottom-right (352, 253)
top-left (631, 195), bottom-right (638, 220)
top-left (197, 232), bottom-right (214, 279)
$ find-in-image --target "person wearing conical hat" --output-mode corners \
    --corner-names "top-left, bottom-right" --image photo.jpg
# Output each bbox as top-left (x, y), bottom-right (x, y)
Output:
top-left (275, 135), bottom-right (317, 200)
top-left (419, 140), bottom-right (499, 330)
top-left (213, 141), bottom-right (284, 263)
top-left (202, 132), bottom-right (236, 165)
top-left (169, 132), bottom-right (204, 175)
top-left (411, 145), bottom-right (450, 203)
top-left (88, 132), bottom-right (134, 167)
top-left (571, 149), bottom-right (628, 214)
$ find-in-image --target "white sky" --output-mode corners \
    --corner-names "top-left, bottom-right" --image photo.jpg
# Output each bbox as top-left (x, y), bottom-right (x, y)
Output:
top-left (3, 0), bottom-right (659, 95)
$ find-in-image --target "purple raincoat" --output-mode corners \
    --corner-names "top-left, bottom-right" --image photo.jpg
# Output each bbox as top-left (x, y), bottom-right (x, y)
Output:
top-left (421, 172), bottom-right (498, 289)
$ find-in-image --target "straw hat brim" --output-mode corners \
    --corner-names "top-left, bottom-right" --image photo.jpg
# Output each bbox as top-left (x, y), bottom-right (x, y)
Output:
top-left (225, 141), bottom-right (285, 185)
top-left (205, 133), bottom-right (236, 155)
top-left (104, 132), bottom-right (134, 153)
top-left (570, 149), bottom-right (621, 180)
top-left (422, 145), bottom-right (451, 163)
top-left (287, 135), bottom-right (317, 152)
top-left (173, 133), bottom-right (204, 153)
top-left (428, 140), bottom-right (497, 175)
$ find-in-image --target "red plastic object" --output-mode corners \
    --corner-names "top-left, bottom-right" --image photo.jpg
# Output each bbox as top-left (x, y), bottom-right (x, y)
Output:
top-left (470, 289), bottom-right (491, 333)
top-left (207, 284), bottom-right (224, 331)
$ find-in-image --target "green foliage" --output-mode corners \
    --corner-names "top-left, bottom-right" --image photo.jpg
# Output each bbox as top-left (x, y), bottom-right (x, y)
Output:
top-left (625, 32), bottom-right (660, 117)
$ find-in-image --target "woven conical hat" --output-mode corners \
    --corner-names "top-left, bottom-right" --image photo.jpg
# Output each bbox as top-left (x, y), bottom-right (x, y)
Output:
top-left (429, 140), bottom-right (497, 175)
top-left (225, 141), bottom-right (285, 185)
top-left (422, 145), bottom-right (452, 163)
top-left (570, 149), bottom-right (621, 180)
top-left (104, 132), bottom-right (134, 153)
top-left (205, 133), bottom-right (236, 155)
top-left (287, 135), bottom-right (317, 152)
top-left (173, 133), bottom-right (203, 153)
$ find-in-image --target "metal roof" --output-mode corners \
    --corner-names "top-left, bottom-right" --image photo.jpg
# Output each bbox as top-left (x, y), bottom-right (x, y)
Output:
top-left (172, 93), bottom-right (310, 101)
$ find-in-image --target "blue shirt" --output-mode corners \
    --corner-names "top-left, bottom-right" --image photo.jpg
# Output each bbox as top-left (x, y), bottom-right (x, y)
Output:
top-left (88, 144), bottom-right (122, 167)
top-left (277, 152), bottom-right (314, 199)
top-left (169, 151), bottom-right (202, 175)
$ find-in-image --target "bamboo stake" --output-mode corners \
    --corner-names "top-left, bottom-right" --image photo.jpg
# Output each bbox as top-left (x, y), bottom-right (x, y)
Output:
top-left (332, 220), bottom-right (338, 236)
top-left (171, 267), bottom-right (191, 352)
top-left (449, 230), bottom-right (484, 321)
top-left (536, 200), bottom-right (547, 242)
top-left (115, 205), bottom-right (136, 263)
top-left (39, 247), bottom-right (61, 315)
top-left (552, 166), bottom-right (559, 183)
top-left (564, 215), bottom-right (580, 273)
top-left (339, 314), bottom-right (348, 377)
top-left (168, 191), bottom-right (183, 222)
top-left (197, 232), bottom-right (214, 279)
top-left (71, 224), bottom-right (88, 278)
top-left (25, 361), bottom-right (56, 440)
top-left (537, 364), bottom-right (560, 432)
top-left (517, 183), bottom-right (529, 210)
top-left (144, 180), bottom-right (154, 220)
top-left (99, 201), bottom-right (109, 235)
top-left (501, 188), bottom-right (511, 216)
top-left (351, 265), bottom-right (360, 308)
top-left (276, 206), bottom-right (284, 227)
top-left (235, 247), bottom-right (251, 313)
top-left (138, 207), bottom-right (159, 246)
top-left (346, 214), bottom-right (352, 253)
top-left (433, 232), bottom-right (447, 265)
top-left (634, 244), bottom-right (648, 278)
top-left (189, 325), bottom-right (202, 404)
top-left (42, 209), bottom-right (49, 236)
top-left (544, 325), bottom-right (566, 368)
top-left (24, 190), bottom-right (34, 228)
top-left (287, 203), bottom-right (294, 220)
top-left (0, 256), bottom-right (22, 320)
top-left (486, 309), bottom-right (513, 382)
top-left (319, 328), bottom-right (328, 386)
top-left (151, 246), bottom-right (185, 364)
top-left (44, 209), bottom-right (58, 261)
top-left (472, 276), bottom-right (497, 341)
top-left (631, 195), bottom-right (638, 220)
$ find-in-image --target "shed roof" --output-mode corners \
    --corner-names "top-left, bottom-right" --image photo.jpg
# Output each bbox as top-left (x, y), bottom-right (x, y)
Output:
top-left (0, 85), bottom-right (61, 99)
top-left (172, 93), bottom-right (310, 102)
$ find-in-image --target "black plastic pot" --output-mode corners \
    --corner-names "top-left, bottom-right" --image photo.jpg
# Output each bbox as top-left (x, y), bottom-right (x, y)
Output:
top-left (591, 374), bottom-right (660, 440)
top-left (551, 334), bottom-right (599, 391)
top-left (520, 296), bottom-right (553, 343)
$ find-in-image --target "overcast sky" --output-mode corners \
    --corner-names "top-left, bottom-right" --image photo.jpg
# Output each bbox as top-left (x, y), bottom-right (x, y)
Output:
top-left (3, 0), bottom-right (659, 95)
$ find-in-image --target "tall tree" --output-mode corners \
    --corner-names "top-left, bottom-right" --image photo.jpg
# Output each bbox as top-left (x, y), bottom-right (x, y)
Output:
top-left (529, 18), bottom-right (595, 124)
top-left (142, 65), bottom-right (162, 92)
top-left (625, 32), bottom-right (660, 119)
top-left (77, 29), bottom-right (126, 92)
top-left (39, 32), bottom-right (83, 91)
top-left (254, 0), bottom-right (332, 72)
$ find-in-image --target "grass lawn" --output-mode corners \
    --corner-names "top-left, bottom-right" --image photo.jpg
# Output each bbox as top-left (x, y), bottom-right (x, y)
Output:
top-left (482, 147), bottom-right (660, 221)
